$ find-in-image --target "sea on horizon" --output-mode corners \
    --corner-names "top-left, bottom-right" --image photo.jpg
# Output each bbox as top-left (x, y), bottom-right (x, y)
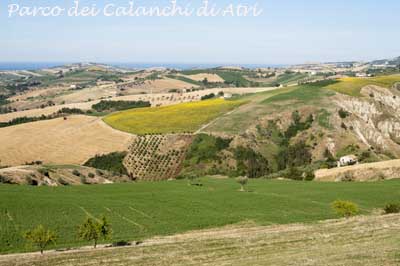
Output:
top-left (0, 62), bottom-right (285, 71)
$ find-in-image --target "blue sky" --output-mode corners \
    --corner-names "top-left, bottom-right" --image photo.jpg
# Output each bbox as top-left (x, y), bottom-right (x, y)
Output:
top-left (1, 0), bottom-right (400, 64)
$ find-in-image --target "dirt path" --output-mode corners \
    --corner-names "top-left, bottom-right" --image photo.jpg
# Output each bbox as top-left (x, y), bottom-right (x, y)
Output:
top-left (2, 214), bottom-right (400, 266)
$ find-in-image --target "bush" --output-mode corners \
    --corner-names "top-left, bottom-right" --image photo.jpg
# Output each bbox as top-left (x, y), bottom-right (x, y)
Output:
top-left (25, 176), bottom-right (38, 186)
top-left (88, 172), bottom-right (95, 178)
top-left (38, 168), bottom-right (50, 178)
top-left (57, 178), bottom-right (69, 186)
top-left (201, 93), bottom-right (216, 100)
top-left (284, 166), bottom-right (303, 180)
top-left (339, 172), bottom-right (355, 182)
top-left (84, 152), bottom-right (128, 176)
top-left (96, 169), bottom-right (104, 176)
top-left (384, 203), bottom-right (400, 214)
top-left (72, 169), bottom-right (81, 177)
top-left (112, 240), bottom-right (131, 247)
top-left (92, 100), bottom-right (150, 112)
top-left (338, 108), bottom-right (350, 119)
top-left (331, 200), bottom-right (359, 218)
top-left (303, 168), bottom-right (315, 181)
top-left (0, 174), bottom-right (7, 183)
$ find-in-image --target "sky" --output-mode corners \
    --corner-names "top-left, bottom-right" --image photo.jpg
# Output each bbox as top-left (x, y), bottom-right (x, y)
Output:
top-left (1, 0), bottom-right (400, 65)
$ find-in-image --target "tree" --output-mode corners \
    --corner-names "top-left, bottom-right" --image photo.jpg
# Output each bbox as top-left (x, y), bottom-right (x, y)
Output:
top-left (287, 141), bottom-right (312, 167)
top-left (236, 176), bottom-right (248, 192)
top-left (24, 225), bottom-right (57, 254)
top-left (78, 216), bottom-right (112, 248)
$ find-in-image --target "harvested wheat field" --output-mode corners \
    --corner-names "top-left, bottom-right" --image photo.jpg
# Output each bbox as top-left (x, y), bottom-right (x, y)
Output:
top-left (0, 115), bottom-right (133, 166)
top-left (0, 102), bottom-right (95, 123)
top-left (148, 77), bottom-right (198, 90)
top-left (2, 214), bottom-right (399, 266)
top-left (182, 73), bottom-right (225, 83)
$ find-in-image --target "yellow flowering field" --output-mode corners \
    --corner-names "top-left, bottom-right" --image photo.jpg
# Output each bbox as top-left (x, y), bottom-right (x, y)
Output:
top-left (103, 98), bottom-right (245, 134)
top-left (326, 74), bottom-right (400, 96)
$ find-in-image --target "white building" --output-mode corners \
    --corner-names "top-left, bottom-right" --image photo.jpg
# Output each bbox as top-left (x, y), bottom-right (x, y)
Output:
top-left (223, 93), bottom-right (233, 99)
top-left (338, 155), bottom-right (358, 167)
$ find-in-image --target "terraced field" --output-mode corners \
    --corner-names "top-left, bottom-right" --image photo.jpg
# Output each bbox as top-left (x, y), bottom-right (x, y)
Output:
top-left (326, 74), bottom-right (400, 96)
top-left (103, 99), bottom-right (246, 135)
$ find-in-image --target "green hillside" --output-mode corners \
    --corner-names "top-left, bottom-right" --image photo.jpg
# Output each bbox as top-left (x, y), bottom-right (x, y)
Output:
top-left (1, 179), bottom-right (400, 254)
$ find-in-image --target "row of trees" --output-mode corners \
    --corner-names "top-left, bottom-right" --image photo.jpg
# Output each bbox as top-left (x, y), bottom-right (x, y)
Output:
top-left (24, 216), bottom-right (111, 254)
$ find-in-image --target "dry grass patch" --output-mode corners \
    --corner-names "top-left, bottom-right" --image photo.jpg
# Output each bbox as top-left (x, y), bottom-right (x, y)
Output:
top-left (182, 73), bottom-right (225, 83)
top-left (0, 115), bottom-right (132, 166)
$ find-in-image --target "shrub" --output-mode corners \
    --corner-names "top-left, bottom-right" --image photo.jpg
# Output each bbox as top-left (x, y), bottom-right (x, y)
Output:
top-left (72, 169), bottom-right (81, 177)
top-left (0, 174), bottom-right (8, 184)
top-left (303, 168), bottom-right (315, 181)
top-left (383, 203), bottom-right (400, 214)
top-left (25, 176), bottom-right (38, 186)
top-left (57, 178), bottom-right (69, 186)
top-left (92, 100), bottom-right (150, 112)
top-left (88, 172), bottom-right (95, 178)
top-left (331, 200), bottom-right (359, 218)
top-left (284, 166), bottom-right (303, 181)
top-left (38, 168), bottom-right (50, 177)
top-left (84, 152), bottom-right (128, 176)
top-left (201, 93), bottom-right (215, 100)
top-left (95, 169), bottom-right (104, 176)
top-left (339, 172), bottom-right (355, 182)
top-left (338, 108), bottom-right (350, 119)
top-left (112, 240), bottom-right (131, 247)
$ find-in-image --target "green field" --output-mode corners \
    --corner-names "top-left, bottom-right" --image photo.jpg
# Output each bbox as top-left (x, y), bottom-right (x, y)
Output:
top-left (103, 99), bottom-right (245, 134)
top-left (326, 75), bottom-right (400, 96)
top-left (274, 72), bottom-right (309, 85)
top-left (1, 178), bottom-right (400, 254)
top-left (262, 81), bottom-right (336, 104)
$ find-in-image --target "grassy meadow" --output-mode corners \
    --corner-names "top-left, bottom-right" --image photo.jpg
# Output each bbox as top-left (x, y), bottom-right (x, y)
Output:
top-left (103, 98), bottom-right (245, 134)
top-left (1, 178), bottom-right (400, 254)
top-left (326, 74), bottom-right (400, 96)
top-left (205, 81), bottom-right (335, 134)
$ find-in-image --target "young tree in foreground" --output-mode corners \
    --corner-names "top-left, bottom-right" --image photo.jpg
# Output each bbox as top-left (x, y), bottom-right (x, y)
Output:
top-left (78, 216), bottom-right (112, 248)
top-left (236, 176), bottom-right (248, 192)
top-left (24, 225), bottom-right (57, 254)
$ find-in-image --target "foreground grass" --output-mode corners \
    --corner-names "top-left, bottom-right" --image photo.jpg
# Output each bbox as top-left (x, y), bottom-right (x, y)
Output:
top-left (103, 99), bottom-right (245, 134)
top-left (1, 179), bottom-right (400, 254)
top-left (326, 74), bottom-right (400, 96)
top-left (2, 214), bottom-right (399, 266)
